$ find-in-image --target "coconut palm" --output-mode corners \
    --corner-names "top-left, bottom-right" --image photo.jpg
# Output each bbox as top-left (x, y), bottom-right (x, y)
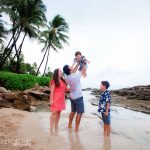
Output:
top-left (0, 14), bottom-right (6, 44)
top-left (0, 0), bottom-right (47, 73)
top-left (36, 15), bottom-right (69, 76)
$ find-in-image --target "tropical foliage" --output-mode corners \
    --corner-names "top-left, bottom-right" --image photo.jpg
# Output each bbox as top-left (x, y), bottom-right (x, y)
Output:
top-left (0, 71), bottom-right (51, 90)
top-left (36, 15), bottom-right (69, 75)
top-left (0, 0), bottom-right (69, 76)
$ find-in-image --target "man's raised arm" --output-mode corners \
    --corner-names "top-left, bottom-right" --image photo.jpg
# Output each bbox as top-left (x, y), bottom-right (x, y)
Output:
top-left (72, 62), bottom-right (79, 73)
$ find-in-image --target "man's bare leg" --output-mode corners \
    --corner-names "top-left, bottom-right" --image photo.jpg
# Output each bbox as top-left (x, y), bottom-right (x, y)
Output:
top-left (75, 114), bottom-right (82, 132)
top-left (68, 112), bottom-right (76, 129)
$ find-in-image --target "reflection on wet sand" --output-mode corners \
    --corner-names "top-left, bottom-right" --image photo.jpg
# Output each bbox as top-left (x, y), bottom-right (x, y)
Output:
top-left (102, 137), bottom-right (111, 150)
top-left (67, 131), bottom-right (84, 150)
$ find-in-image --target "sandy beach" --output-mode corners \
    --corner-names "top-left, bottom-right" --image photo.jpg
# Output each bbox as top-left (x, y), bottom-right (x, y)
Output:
top-left (0, 108), bottom-right (53, 150)
top-left (0, 103), bottom-right (150, 150)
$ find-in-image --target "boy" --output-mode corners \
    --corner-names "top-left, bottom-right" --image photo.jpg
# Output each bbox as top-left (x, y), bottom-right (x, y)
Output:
top-left (72, 51), bottom-right (90, 77)
top-left (98, 81), bottom-right (111, 136)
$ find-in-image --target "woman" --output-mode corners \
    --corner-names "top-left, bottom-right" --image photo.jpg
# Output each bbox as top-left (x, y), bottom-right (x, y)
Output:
top-left (50, 68), bottom-right (69, 132)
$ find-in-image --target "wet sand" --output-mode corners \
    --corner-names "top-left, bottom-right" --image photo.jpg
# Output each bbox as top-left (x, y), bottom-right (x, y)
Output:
top-left (0, 91), bottom-right (150, 150)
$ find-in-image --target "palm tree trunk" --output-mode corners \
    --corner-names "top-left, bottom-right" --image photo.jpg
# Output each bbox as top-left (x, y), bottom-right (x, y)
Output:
top-left (15, 32), bottom-right (27, 73)
top-left (0, 27), bottom-right (22, 69)
top-left (0, 31), bottom-right (17, 63)
top-left (36, 46), bottom-right (49, 76)
top-left (0, 36), bottom-right (13, 59)
top-left (43, 46), bottom-right (50, 76)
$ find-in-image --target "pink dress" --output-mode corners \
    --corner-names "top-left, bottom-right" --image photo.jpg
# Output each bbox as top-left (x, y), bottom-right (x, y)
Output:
top-left (50, 80), bottom-right (67, 111)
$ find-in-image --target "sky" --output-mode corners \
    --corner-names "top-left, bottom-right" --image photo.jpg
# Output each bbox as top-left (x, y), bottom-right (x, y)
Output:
top-left (21, 0), bottom-right (150, 89)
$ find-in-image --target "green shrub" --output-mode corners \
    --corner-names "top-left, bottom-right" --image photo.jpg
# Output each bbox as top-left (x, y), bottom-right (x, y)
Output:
top-left (36, 76), bottom-right (50, 86)
top-left (0, 71), bottom-right (52, 90)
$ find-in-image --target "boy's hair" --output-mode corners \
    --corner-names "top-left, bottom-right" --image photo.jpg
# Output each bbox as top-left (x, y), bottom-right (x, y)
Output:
top-left (101, 81), bottom-right (110, 89)
top-left (75, 51), bottom-right (82, 56)
top-left (63, 65), bottom-right (71, 75)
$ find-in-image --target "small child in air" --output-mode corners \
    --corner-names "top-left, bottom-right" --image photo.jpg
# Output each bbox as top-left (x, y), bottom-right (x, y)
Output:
top-left (72, 51), bottom-right (90, 77)
top-left (98, 81), bottom-right (111, 136)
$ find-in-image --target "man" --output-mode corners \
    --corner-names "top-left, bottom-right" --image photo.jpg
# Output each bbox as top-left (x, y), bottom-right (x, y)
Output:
top-left (63, 63), bottom-right (86, 132)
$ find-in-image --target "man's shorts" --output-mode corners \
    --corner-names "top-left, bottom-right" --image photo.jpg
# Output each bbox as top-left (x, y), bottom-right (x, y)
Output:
top-left (70, 97), bottom-right (84, 114)
top-left (101, 113), bottom-right (110, 125)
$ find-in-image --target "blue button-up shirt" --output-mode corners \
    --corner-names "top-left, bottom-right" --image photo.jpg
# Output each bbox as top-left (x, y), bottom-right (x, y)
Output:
top-left (98, 90), bottom-right (111, 113)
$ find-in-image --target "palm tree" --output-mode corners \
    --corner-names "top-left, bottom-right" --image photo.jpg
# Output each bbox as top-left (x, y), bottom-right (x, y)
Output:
top-left (0, 14), bottom-right (6, 44)
top-left (36, 15), bottom-right (69, 76)
top-left (0, 0), bottom-right (47, 73)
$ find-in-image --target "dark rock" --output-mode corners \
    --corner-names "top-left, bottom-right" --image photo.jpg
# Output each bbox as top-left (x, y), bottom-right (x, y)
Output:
top-left (0, 93), bottom-right (4, 98)
top-left (40, 86), bottom-right (50, 94)
top-left (29, 91), bottom-right (49, 101)
top-left (110, 85), bottom-right (150, 101)
top-left (0, 98), bottom-right (12, 108)
top-left (82, 88), bottom-right (92, 91)
top-left (145, 96), bottom-right (150, 101)
top-left (23, 88), bottom-right (34, 95)
top-left (3, 93), bottom-right (17, 103)
top-left (12, 94), bottom-right (31, 111)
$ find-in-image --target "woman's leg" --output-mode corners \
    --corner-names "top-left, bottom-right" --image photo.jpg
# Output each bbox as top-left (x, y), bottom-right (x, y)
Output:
top-left (50, 111), bottom-right (57, 132)
top-left (55, 111), bottom-right (61, 131)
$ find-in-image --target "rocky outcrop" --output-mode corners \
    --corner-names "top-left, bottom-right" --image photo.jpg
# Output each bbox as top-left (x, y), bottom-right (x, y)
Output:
top-left (29, 91), bottom-right (49, 101)
top-left (112, 85), bottom-right (150, 101)
top-left (91, 85), bottom-right (150, 101)
top-left (12, 94), bottom-right (31, 111)
top-left (0, 86), bottom-right (50, 112)
top-left (82, 88), bottom-right (92, 91)
top-left (90, 85), bottom-right (150, 114)
top-left (3, 93), bottom-right (17, 103)
top-left (0, 97), bottom-right (12, 108)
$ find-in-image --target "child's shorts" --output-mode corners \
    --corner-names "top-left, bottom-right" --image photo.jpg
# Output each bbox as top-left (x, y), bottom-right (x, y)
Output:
top-left (101, 113), bottom-right (110, 125)
top-left (79, 63), bottom-right (88, 71)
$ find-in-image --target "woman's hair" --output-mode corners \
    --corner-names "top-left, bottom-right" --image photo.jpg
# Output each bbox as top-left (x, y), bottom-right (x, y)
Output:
top-left (53, 69), bottom-right (67, 87)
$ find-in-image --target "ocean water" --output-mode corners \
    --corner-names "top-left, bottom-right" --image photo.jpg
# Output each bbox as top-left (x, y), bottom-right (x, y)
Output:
top-left (36, 91), bottom-right (150, 150)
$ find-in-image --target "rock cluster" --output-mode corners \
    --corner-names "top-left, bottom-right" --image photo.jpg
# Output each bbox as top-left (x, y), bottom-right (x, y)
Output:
top-left (0, 86), bottom-right (50, 111)
top-left (91, 85), bottom-right (150, 101)
top-left (112, 85), bottom-right (150, 101)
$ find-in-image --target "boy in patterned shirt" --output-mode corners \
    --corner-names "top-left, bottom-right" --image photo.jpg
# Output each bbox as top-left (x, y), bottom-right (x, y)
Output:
top-left (98, 81), bottom-right (111, 136)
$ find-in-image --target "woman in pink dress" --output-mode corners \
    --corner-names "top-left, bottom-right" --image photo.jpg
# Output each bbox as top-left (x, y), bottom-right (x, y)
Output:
top-left (50, 68), bottom-right (69, 132)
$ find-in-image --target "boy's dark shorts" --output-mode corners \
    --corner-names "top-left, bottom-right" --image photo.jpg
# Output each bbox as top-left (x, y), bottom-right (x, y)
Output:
top-left (101, 113), bottom-right (111, 125)
top-left (70, 97), bottom-right (84, 114)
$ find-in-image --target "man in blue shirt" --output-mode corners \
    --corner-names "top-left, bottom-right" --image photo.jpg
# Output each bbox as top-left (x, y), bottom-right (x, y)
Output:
top-left (98, 81), bottom-right (111, 136)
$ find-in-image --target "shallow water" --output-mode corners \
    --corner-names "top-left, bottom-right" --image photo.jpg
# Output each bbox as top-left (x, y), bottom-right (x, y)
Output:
top-left (37, 91), bottom-right (150, 150)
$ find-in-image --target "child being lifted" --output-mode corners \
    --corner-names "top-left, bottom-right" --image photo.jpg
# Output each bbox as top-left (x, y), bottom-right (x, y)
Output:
top-left (72, 51), bottom-right (90, 77)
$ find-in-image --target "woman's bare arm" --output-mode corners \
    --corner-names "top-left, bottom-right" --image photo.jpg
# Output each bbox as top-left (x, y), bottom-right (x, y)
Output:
top-left (50, 82), bottom-right (55, 105)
